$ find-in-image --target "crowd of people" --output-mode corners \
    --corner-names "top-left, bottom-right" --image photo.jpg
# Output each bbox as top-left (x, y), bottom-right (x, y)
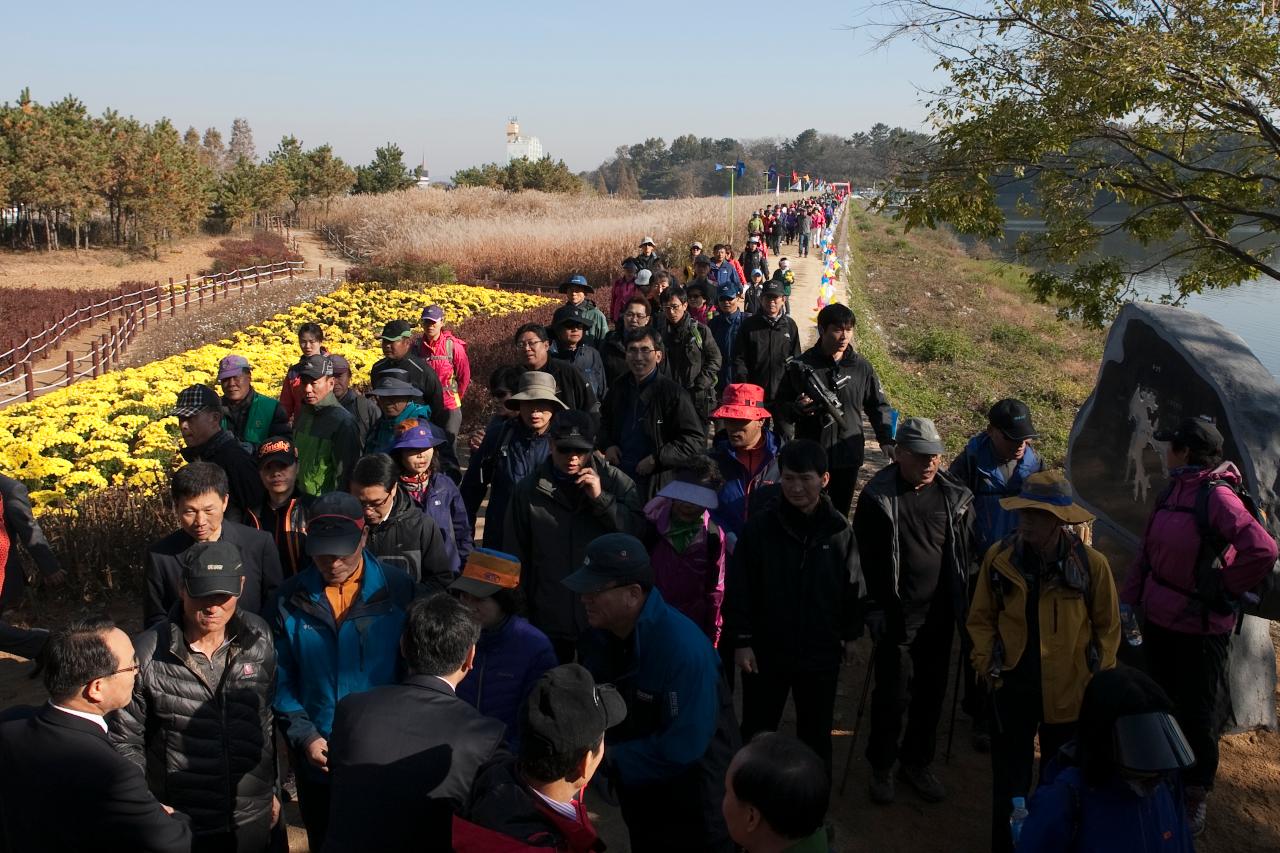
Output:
top-left (0, 189), bottom-right (1276, 853)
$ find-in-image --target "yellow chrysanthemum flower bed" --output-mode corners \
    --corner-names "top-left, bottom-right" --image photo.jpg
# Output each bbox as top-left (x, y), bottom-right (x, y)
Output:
top-left (0, 282), bottom-right (553, 509)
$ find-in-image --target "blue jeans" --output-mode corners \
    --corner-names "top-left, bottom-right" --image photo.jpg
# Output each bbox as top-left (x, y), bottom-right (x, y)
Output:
top-left (798, 233), bottom-right (810, 255)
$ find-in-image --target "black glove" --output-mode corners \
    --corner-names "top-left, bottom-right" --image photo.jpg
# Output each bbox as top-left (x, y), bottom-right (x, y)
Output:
top-left (864, 610), bottom-right (888, 644)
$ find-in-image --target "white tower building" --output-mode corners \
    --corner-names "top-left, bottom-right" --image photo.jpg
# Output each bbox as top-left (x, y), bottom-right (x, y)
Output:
top-left (505, 118), bottom-right (543, 163)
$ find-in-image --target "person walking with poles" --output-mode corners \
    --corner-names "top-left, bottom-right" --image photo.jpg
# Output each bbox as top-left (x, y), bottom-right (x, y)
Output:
top-left (966, 471), bottom-right (1121, 853)
top-left (854, 417), bottom-right (976, 806)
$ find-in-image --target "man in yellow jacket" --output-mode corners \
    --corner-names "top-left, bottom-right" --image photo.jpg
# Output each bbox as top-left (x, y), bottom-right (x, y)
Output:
top-left (966, 470), bottom-right (1121, 853)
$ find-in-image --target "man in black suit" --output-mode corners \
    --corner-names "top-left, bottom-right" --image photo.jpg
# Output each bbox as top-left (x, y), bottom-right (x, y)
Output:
top-left (144, 461), bottom-right (283, 629)
top-left (0, 616), bottom-right (191, 852)
top-left (323, 593), bottom-right (506, 851)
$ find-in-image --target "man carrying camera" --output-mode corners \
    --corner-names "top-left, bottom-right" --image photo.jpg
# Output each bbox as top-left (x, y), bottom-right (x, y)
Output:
top-left (773, 304), bottom-right (896, 517)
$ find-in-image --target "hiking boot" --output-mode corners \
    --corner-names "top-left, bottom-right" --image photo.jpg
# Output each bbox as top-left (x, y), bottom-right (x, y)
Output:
top-left (899, 763), bottom-right (947, 803)
top-left (868, 767), bottom-right (895, 805)
top-left (971, 718), bottom-right (992, 754)
top-left (1185, 786), bottom-right (1208, 837)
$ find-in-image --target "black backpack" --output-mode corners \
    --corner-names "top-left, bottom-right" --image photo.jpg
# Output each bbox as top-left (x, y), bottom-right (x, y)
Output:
top-left (1141, 476), bottom-right (1273, 630)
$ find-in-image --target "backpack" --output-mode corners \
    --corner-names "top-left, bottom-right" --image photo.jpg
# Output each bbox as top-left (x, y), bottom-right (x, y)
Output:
top-left (1142, 476), bottom-right (1272, 630)
top-left (987, 532), bottom-right (1101, 676)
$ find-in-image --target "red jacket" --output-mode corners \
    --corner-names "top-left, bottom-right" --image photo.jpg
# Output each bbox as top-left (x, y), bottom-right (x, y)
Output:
top-left (416, 331), bottom-right (470, 411)
top-left (609, 276), bottom-right (637, 321)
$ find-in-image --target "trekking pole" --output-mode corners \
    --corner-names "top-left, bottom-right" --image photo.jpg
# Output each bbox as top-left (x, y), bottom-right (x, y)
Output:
top-left (838, 641), bottom-right (877, 795)
top-left (944, 641), bottom-right (964, 764)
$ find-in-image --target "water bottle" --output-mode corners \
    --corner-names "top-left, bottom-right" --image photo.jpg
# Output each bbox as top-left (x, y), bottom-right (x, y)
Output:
top-left (1119, 604), bottom-right (1144, 647)
top-left (1009, 796), bottom-right (1029, 846)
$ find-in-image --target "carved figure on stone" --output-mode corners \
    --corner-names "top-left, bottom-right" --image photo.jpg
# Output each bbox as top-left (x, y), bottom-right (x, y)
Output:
top-left (1124, 385), bottom-right (1166, 502)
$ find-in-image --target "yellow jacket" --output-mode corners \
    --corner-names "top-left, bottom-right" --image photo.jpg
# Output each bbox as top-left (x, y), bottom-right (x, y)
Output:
top-left (967, 535), bottom-right (1121, 724)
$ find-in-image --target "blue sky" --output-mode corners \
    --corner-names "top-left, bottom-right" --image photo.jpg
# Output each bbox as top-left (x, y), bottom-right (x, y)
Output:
top-left (3, 0), bottom-right (941, 177)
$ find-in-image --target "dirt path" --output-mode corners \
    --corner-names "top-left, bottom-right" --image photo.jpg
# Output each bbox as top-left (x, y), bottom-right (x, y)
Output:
top-left (0, 229), bottom-right (350, 407)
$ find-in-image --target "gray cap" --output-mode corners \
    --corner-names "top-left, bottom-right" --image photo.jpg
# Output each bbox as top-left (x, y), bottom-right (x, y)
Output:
top-left (895, 417), bottom-right (945, 455)
top-left (634, 269), bottom-right (653, 287)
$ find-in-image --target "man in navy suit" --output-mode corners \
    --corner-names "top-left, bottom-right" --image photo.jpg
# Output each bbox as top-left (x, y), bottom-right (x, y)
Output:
top-left (0, 616), bottom-right (191, 852)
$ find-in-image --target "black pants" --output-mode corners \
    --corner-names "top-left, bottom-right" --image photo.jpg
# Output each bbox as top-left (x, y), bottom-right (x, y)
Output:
top-left (1144, 621), bottom-right (1230, 789)
top-left (294, 771), bottom-right (331, 853)
top-left (741, 660), bottom-right (840, 773)
top-left (191, 811), bottom-right (273, 853)
top-left (866, 603), bottom-right (954, 770)
top-left (0, 619), bottom-right (47, 660)
top-left (988, 680), bottom-right (1075, 853)
top-left (825, 466), bottom-right (858, 519)
top-left (718, 639), bottom-right (736, 693)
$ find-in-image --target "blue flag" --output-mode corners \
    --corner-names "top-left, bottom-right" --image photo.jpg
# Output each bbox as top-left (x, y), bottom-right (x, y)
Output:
top-left (735, 161), bottom-right (746, 178)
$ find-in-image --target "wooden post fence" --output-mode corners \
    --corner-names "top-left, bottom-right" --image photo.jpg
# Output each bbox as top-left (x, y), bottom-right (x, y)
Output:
top-left (65, 350), bottom-right (74, 388)
top-left (23, 362), bottom-right (34, 402)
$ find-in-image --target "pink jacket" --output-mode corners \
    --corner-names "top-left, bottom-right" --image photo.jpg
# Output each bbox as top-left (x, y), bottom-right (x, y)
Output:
top-left (1121, 463), bottom-right (1277, 635)
top-left (643, 496), bottom-right (727, 645)
top-left (609, 277), bottom-right (636, 321)
top-left (415, 331), bottom-right (470, 411)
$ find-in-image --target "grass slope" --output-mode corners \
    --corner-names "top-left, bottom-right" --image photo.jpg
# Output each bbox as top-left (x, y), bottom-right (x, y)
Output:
top-left (843, 205), bottom-right (1104, 466)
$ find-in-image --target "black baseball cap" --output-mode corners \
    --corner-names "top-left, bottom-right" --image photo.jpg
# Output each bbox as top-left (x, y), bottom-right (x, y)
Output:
top-left (760, 281), bottom-right (786, 297)
top-left (380, 319), bottom-right (414, 341)
top-left (297, 354), bottom-right (334, 381)
top-left (549, 409), bottom-right (596, 451)
top-left (521, 664), bottom-right (627, 761)
top-left (553, 304), bottom-right (592, 329)
top-left (305, 492), bottom-right (367, 557)
top-left (256, 436), bottom-right (298, 468)
top-left (182, 541), bottom-right (244, 598)
top-left (988, 398), bottom-right (1038, 441)
top-left (1154, 416), bottom-right (1223, 454)
top-left (562, 533), bottom-right (654, 594)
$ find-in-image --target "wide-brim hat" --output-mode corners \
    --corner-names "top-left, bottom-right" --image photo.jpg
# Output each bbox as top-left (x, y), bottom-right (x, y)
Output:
top-left (505, 372), bottom-right (568, 410)
top-left (367, 378), bottom-right (423, 399)
top-left (999, 470), bottom-right (1094, 524)
top-left (712, 383), bottom-right (771, 420)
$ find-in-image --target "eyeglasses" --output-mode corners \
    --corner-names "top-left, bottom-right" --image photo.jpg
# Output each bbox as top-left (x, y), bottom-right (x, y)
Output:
top-left (626, 347), bottom-right (656, 356)
top-left (357, 491), bottom-right (394, 511)
top-left (622, 312), bottom-right (649, 320)
top-left (514, 340), bottom-right (545, 350)
top-left (661, 304), bottom-right (684, 312)
top-left (97, 661), bottom-right (139, 681)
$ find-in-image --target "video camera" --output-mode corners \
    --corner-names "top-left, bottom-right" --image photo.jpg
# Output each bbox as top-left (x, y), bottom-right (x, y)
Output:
top-left (786, 358), bottom-right (850, 437)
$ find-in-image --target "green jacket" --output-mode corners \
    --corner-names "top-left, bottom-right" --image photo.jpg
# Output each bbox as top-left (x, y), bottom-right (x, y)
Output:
top-left (294, 393), bottom-right (360, 496)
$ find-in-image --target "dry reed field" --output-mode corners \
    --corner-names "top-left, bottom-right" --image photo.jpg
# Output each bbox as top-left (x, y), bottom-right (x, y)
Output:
top-left (322, 187), bottom-right (803, 286)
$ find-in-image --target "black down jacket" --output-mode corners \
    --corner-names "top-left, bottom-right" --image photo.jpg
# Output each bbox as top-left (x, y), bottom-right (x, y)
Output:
top-left (109, 609), bottom-right (276, 837)
top-left (365, 486), bottom-right (454, 593)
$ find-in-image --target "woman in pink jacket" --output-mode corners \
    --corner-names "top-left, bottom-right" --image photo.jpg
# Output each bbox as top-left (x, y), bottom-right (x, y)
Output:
top-left (640, 462), bottom-right (727, 648)
top-left (1120, 416), bottom-right (1277, 836)
top-left (415, 304), bottom-right (470, 441)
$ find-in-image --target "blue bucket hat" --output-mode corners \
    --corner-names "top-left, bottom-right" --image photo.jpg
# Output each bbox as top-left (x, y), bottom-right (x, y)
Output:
top-left (392, 418), bottom-right (448, 451)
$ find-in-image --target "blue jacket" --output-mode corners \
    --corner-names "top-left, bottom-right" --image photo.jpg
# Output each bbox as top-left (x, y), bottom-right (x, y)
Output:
top-left (270, 552), bottom-right (416, 778)
top-left (949, 432), bottom-right (1043, 555)
top-left (455, 615), bottom-right (557, 750)
top-left (707, 310), bottom-right (745, 391)
top-left (578, 588), bottom-right (728, 787)
top-left (709, 261), bottom-right (743, 289)
top-left (710, 429), bottom-right (783, 539)
top-left (409, 473), bottom-right (473, 575)
top-left (460, 418), bottom-right (552, 550)
top-left (366, 401), bottom-right (433, 455)
top-left (1018, 763), bottom-right (1193, 853)
top-left (551, 343), bottom-right (608, 401)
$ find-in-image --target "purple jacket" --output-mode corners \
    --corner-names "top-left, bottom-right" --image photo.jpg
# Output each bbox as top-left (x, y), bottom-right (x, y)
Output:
top-left (1121, 463), bottom-right (1277, 635)
top-left (405, 474), bottom-right (473, 575)
top-left (642, 497), bottom-right (726, 645)
top-left (456, 615), bottom-right (557, 748)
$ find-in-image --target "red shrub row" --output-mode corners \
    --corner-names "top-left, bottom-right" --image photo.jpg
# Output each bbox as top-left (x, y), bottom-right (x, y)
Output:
top-left (204, 233), bottom-right (303, 275)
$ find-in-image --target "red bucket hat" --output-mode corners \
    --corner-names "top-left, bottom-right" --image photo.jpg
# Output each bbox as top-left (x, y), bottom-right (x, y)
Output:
top-left (712, 384), bottom-right (771, 420)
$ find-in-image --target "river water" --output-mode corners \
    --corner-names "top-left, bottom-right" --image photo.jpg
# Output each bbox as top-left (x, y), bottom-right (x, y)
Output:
top-left (994, 220), bottom-right (1280, 377)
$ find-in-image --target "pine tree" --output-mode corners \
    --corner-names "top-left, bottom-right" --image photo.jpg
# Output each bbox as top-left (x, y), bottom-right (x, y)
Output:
top-left (593, 170), bottom-right (610, 196)
top-left (200, 127), bottom-right (227, 174)
top-left (228, 117), bottom-right (256, 164)
top-left (613, 159), bottom-right (640, 199)
top-left (182, 126), bottom-right (200, 147)
top-left (353, 143), bottom-right (415, 194)
top-left (305, 144), bottom-right (355, 212)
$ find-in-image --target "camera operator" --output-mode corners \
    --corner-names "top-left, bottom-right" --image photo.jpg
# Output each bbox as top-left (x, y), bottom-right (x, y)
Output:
top-left (773, 304), bottom-right (896, 517)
